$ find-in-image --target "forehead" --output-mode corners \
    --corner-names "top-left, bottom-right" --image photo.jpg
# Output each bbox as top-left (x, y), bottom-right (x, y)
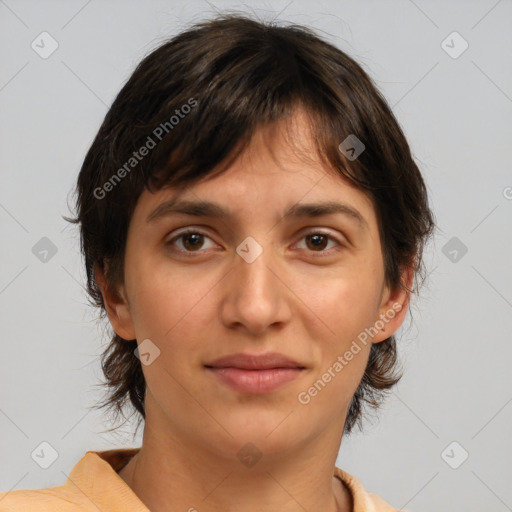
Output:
top-left (133, 110), bottom-right (377, 230)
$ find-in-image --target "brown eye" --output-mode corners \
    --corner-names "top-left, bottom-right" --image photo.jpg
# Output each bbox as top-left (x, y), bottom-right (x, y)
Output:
top-left (181, 232), bottom-right (204, 251)
top-left (296, 231), bottom-right (343, 254)
top-left (167, 229), bottom-right (216, 253)
top-left (305, 234), bottom-right (329, 251)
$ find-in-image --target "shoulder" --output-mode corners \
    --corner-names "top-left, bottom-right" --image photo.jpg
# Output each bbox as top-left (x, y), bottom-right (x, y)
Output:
top-left (368, 492), bottom-right (404, 511)
top-left (0, 487), bottom-right (87, 511)
top-left (334, 466), bottom-right (404, 512)
top-left (0, 448), bottom-right (143, 512)
top-left (0, 451), bottom-right (97, 511)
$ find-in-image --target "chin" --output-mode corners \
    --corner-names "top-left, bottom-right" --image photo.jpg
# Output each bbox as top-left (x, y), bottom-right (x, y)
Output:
top-left (216, 413), bottom-right (307, 452)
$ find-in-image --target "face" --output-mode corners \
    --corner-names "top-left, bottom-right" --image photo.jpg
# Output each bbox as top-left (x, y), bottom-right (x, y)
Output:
top-left (99, 109), bottom-right (410, 464)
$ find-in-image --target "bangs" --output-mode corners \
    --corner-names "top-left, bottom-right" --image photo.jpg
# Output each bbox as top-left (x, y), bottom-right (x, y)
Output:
top-left (105, 19), bottom-right (370, 198)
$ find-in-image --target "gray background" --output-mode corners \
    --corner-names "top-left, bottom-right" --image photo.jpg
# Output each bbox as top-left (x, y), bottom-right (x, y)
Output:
top-left (1, 1), bottom-right (511, 511)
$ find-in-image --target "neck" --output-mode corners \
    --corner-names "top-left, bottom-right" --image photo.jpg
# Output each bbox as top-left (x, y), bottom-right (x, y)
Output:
top-left (118, 395), bottom-right (353, 512)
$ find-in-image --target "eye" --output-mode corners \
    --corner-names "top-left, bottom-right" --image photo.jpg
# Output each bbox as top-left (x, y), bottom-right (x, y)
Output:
top-left (166, 229), bottom-right (218, 254)
top-left (166, 228), bottom-right (344, 256)
top-left (294, 231), bottom-right (343, 254)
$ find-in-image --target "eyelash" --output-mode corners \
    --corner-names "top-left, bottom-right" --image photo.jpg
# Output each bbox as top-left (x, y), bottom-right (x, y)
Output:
top-left (165, 228), bottom-right (345, 257)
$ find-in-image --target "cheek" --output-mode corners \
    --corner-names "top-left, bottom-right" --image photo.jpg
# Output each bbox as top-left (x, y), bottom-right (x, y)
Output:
top-left (126, 257), bottom-right (218, 348)
top-left (300, 264), bottom-right (383, 345)
top-left (127, 263), bottom-right (214, 398)
top-left (307, 265), bottom-right (383, 405)
top-left (296, 276), bottom-right (376, 412)
top-left (127, 255), bottom-right (203, 332)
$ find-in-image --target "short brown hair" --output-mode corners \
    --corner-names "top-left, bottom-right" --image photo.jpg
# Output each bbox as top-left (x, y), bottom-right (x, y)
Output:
top-left (65, 13), bottom-right (436, 437)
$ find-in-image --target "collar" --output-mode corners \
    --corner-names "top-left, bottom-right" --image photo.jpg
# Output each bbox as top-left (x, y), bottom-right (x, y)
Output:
top-left (66, 448), bottom-right (392, 512)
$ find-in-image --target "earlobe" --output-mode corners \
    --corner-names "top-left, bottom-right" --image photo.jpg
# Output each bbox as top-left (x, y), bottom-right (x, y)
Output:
top-left (94, 262), bottom-right (136, 341)
top-left (372, 266), bottom-right (414, 344)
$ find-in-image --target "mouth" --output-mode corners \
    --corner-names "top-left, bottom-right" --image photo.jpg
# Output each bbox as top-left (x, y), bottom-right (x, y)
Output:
top-left (204, 352), bottom-right (306, 394)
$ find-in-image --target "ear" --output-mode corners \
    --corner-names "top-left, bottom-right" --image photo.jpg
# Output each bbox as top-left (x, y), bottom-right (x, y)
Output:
top-left (371, 265), bottom-right (414, 344)
top-left (94, 262), bottom-right (136, 341)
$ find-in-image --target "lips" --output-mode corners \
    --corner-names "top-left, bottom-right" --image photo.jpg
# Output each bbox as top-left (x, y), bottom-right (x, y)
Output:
top-left (205, 352), bottom-right (306, 394)
top-left (204, 352), bottom-right (305, 370)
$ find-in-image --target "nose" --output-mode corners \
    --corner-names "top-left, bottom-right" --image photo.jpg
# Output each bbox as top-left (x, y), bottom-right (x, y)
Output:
top-left (219, 235), bottom-right (292, 336)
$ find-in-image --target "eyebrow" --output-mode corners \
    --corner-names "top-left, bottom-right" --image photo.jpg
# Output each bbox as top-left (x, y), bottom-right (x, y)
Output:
top-left (146, 199), bottom-right (369, 230)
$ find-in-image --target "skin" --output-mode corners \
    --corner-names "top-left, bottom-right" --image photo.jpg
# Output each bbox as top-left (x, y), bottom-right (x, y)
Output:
top-left (96, 108), bottom-right (412, 512)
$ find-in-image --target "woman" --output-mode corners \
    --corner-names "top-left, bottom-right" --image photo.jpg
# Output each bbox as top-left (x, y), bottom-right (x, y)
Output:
top-left (0, 13), bottom-right (435, 512)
